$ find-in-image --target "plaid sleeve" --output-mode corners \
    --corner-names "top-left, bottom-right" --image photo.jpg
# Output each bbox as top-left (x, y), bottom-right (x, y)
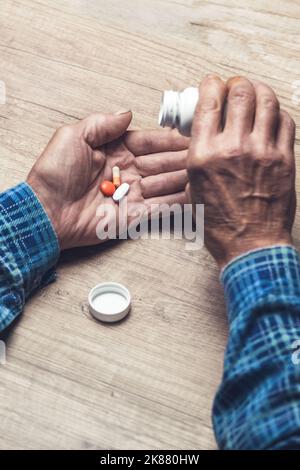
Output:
top-left (213, 246), bottom-right (300, 449)
top-left (0, 183), bottom-right (60, 331)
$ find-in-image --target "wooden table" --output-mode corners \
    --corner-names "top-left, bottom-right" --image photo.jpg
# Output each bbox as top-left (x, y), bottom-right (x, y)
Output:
top-left (0, 0), bottom-right (299, 450)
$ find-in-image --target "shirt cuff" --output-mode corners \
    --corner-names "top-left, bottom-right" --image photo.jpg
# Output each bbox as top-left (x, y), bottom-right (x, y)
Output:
top-left (221, 245), bottom-right (300, 324)
top-left (0, 182), bottom-right (60, 298)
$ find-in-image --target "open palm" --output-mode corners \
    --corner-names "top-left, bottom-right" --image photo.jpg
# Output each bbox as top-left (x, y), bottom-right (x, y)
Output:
top-left (27, 112), bottom-right (189, 250)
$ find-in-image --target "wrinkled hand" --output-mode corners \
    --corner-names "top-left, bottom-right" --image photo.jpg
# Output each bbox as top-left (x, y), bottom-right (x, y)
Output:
top-left (187, 76), bottom-right (296, 268)
top-left (27, 111), bottom-right (188, 250)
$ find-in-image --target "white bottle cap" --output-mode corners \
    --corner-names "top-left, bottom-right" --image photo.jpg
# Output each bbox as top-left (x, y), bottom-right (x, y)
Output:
top-left (88, 282), bottom-right (131, 323)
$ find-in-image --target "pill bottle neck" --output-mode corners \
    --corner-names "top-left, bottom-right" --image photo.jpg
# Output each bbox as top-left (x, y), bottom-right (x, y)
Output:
top-left (158, 87), bottom-right (199, 136)
top-left (158, 90), bottom-right (181, 129)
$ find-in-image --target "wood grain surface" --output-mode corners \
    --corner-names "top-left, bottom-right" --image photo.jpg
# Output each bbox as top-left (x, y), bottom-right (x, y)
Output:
top-left (0, 0), bottom-right (299, 450)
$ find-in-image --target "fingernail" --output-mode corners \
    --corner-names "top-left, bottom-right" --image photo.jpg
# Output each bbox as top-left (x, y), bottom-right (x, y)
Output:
top-left (227, 76), bottom-right (243, 86)
top-left (205, 74), bottom-right (220, 80)
top-left (115, 109), bottom-right (131, 115)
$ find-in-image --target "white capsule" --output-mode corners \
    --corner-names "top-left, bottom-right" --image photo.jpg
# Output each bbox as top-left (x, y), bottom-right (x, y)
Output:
top-left (112, 182), bottom-right (130, 202)
top-left (112, 166), bottom-right (121, 187)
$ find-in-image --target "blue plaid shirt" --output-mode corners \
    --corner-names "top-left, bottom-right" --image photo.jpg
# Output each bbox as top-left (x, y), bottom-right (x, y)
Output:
top-left (1, 183), bottom-right (300, 449)
top-left (0, 183), bottom-right (59, 330)
top-left (214, 246), bottom-right (300, 449)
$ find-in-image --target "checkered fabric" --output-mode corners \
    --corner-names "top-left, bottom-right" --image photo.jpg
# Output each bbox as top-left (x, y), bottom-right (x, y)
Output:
top-left (213, 246), bottom-right (300, 449)
top-left (0, 183), bottom-right (59, 331)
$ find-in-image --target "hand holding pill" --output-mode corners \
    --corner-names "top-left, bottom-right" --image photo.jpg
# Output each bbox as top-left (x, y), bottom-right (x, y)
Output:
top-left (27, 111), bottom-right (189, 250)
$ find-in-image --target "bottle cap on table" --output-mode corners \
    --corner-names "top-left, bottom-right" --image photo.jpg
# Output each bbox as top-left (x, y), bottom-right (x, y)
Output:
top-left (88, 282), bottom-right (131, 323)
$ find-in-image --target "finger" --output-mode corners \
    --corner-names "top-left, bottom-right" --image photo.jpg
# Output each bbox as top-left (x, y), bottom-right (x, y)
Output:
top-left (191, 75), bottom-right (227, 140)
top-left (276, 110), bottom-right (296, 157)
top-left (185, 183), bottom-right (193, 204)
top-left (224, 77), bottom-right (255, 135)
top-left (124, 128), bottom-right (189, 156)
top-left (252, 80), bottom-right (280, 142)
top-left (145, 191), bottom-right (187, 212)
top-left (78, 111), bottom-right (132, 148)
top-left (141, 170), bottom-right (188, 198)
top-left (136, 150), bottom-right (187, 177)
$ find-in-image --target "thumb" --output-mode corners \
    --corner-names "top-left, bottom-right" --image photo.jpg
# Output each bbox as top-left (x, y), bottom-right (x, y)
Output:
top-left (80, 111), bottom-right (132, 148)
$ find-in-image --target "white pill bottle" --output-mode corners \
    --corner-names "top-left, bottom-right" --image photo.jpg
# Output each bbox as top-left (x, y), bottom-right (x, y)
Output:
top-left (158, 87), bottom-right (199, 137)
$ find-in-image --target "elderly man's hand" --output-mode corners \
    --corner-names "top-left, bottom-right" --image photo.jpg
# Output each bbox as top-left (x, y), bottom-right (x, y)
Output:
top-left (187, 76), bottom-right (296, 268)
top-left (27, 112), bottom-right (188, 250)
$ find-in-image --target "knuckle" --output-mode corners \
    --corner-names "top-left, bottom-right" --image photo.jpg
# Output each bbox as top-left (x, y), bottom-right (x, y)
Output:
top-left (275, 150), bottom-right (294, 169)
top-left (276, 152), bottom-right (291, 167)
top-left (57, 124), bottom-right (75, 139)
top-left (285, 159), bottom-right (295, 173)
top-left (187, 154), bottom-right (210, 173)
top-left (255, 155), bottom-right (276, 167)
top-left (260, 94), bottom-right (279, 111)
top-left (229, 86), bottom-right (254, 104)
top-left (252, 141), bottom-right (269, 158)
top-left (254, 148), bottom-right (282, 166)
top-left (196, 97), bottom-right (221, 113)
top-left (223, 142), bottom-right (243, 158)
top-left (92, 113), bottom-right (106, 128)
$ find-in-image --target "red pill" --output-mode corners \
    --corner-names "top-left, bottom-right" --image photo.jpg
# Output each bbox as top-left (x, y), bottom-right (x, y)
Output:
top-left (100, 180), bottom-right (116, 197)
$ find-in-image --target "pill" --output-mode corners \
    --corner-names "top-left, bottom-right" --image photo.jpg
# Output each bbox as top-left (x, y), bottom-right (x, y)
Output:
top-left (112, 166), bottom-right (121, 188)
top-left (100, 180), bottom-right (116, 197)
top-left (112, 183), bottom-right (130, 202)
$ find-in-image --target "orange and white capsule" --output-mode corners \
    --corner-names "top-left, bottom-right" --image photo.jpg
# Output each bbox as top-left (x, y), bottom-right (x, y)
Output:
top-left (112, 166), bottom-right (121, 188)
